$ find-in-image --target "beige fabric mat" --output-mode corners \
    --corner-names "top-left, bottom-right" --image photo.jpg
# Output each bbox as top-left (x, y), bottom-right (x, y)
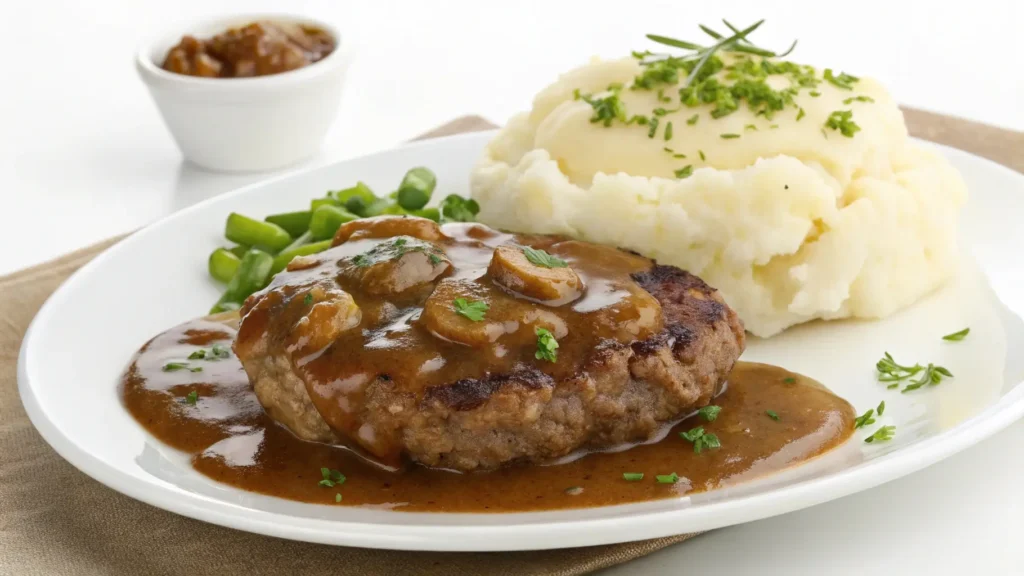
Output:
top-left (2, 112), bottom-right (1021, 576)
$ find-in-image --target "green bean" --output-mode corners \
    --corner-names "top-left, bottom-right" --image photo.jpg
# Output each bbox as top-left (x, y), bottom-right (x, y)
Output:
top-left (270, 239), bottom-right (332, 274)
top-left (228, 245), bottom-right (249, 259)
top-left (364, 198), bottom-right (394, 217)
top-left (225, 213), bottom-right (292, 253)
top-left (344, 196), bottom-right (368, 216)
top-left (412, 208), bottom-right (440, 222)
top-left (396, 167), bottom-right (437, 210)
top-left (210, 249), bottom-right (273, 313)
top-left (208, 248), bottom-right (241, 283)
top-left (309, 204), bottom-right (359, 240)
top-left (281, 230), bottom-right (313, 254)
top-left (265, 210), bottom-right (312, 238)
top-left (333, 182), bottom-right (376, 205)
top-left (310, 197), bottom-right (340, 212)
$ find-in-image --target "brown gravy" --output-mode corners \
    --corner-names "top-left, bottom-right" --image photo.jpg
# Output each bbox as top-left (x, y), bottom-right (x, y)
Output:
top-left (122, 318), bottom-right (854, 512)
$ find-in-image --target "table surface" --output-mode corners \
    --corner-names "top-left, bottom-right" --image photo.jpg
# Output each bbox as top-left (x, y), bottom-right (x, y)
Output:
top-left (4, 0), bottom-right (1022, 573)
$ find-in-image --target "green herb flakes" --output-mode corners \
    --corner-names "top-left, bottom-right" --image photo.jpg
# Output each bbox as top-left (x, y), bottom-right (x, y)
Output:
top-left (453, 298), bottom-right (489, 322)
top-left (655, 472), bottom-right (680, 484)
top-left (318, 467), bottom-right (346, 488)
top-left (535, 328), bottom-right (559, 363)
top-left (824, 69), bottom-right (859, 90)
top-left (698, 405), bottom-right (721, 422)
top-left (942, 328), bottom-right (970, 341)
top-left (864, 425), bottom-right (896, 443)
top-left (679, 426), bottom-right (721, 453)
top-left (623, 472), bottom-right (644, 481)
top-left (765, 410), bottom-right (780, 421)
top-left (825, 110), bottom-right (860, 137)
top-left (854, 409), bottom-right (876, 429)
top-left (523, 246), bottom-right (568, 269)
top-left (674, 165), bottom-right (694, 179)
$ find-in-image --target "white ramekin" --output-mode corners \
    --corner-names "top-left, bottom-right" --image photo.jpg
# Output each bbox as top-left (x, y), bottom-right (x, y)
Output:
top-left (135, 13), bottom-right (351, 173)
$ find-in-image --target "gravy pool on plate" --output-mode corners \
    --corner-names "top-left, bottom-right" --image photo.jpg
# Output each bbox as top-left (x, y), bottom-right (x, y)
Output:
top-left (120, 217), bottom-right (855, 512)
top-left (122, 319), bottom-right (853, 512)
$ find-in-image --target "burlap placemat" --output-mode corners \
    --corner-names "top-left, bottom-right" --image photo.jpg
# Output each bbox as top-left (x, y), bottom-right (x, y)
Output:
top-left (2, 113), bottom-right (1021, 576)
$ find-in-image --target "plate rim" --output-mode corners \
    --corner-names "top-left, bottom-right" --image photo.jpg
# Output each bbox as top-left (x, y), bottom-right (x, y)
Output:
top-left (17, 131), bottom-right (1024, 551)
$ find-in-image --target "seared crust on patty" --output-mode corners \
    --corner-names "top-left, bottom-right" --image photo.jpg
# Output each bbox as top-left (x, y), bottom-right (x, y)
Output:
top-left (389, 264), bottom-right (745, 470)
top-left (234, 217), bottom-right (745, 472)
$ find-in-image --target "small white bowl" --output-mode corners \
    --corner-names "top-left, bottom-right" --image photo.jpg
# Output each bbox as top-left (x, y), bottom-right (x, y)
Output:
top-left (136, 13), bottom-right (351, 173)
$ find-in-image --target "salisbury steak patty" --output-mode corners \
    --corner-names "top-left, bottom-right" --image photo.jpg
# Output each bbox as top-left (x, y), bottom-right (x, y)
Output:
top-left (234, 216), bottom-right (745, 471)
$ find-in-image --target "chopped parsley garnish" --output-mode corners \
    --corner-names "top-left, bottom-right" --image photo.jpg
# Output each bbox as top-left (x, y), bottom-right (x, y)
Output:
top-left (184, 390), bottom-right (198, 406)
top-left (428, 253), bottom-right (443, 265)
top-left (877, 400), bottom-right (886, 416)
top-left (535, 327), bottom-right (559, 363)
top-left (674, 165), bottom-right (694, 179)
top-left (864, 425), bottom-right (895, 443)
top-left (304, 293), bottom-right (314, 305)
top-left (453, 298), bottom-right (489, 322)
top-left (825, 110), bottom-right (861, 137)
top-left (687, 114), bottom-right (699, 125)
top-left (393, 238), bottom-right (407, 247)
top-left (188, 343), bottom-right (231, 362)
top-left (162, 362), bottom-right (190, 372)
top-left (679, 426), bottom-right (721, 453)
top-left (942, 327), bottom-right (970, 341)
top-left (809, 90), bottom-right (821, 97)
top-left (318, 467), bottom-right (346, 488)
top-left (699, 150), bottom-right (706, 161)
top-left (523, 246), bottom-right (568, 269)
top-left (765, 410), bottom-right (780, 421)
top-left (901, 364), bottom-right (953, 393)
top-left (876, 352), bottom-right (952, 393)
top-left (189, 366), bottom-right (203, 373)
top-left (720, 133), bottom-right (740, 139)
top-left (824, 68), bottom-right (859, 90)
top-left (673, 153), bottom-right (687, 159)
top-left (782, 377), bottom-right (796, 384)
top-left (564, 486), bottom-right (584, 496)
top-left (796, 107), bottom-right (806, 121)
top-left (664, 121), bottom-right (674, 141)
top-left (623, 472), bottom-right (645, 481)
top-left (744, 124), bottom-right (757, 131)
top-left (647, 116), bottom-right (660, 138)
top-left (843, 95), bottom-right (875, 104)
top-left (578, 90), bottom-right (628, 126)
top-left (698, 405), bottom-right (721, 422)
top-left (352, 254), bottom-right (370, 267)
top-left (854, 408), bottom-right (876, 429)
top-left (655, 472), bottom-right (680, 484)
top-left (335, 493), bottom-right (342, 503)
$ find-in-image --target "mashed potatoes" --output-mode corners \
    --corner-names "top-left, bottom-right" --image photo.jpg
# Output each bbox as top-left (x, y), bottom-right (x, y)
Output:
top-left (471, 52), bottom-right (967, 337)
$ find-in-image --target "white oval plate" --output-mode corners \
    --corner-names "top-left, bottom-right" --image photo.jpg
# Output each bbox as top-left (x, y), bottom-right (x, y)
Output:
top-left (18, 131), bottom-right (1024, 551)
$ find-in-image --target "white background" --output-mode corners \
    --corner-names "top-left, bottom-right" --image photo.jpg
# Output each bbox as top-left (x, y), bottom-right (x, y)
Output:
top-left (3, 0), bottom-right (1022, 573)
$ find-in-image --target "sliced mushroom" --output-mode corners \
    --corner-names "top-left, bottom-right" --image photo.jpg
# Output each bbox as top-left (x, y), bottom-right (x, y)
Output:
top-left (333, 215), bottom-right (444, 246)
top-left (290, 286), bottom-right (362, 351)
top-left (340, 237), bottom-right (451, 296)
top-left (488, 245), bottom-right (583, 305)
